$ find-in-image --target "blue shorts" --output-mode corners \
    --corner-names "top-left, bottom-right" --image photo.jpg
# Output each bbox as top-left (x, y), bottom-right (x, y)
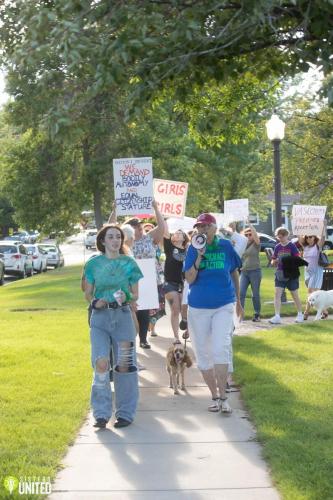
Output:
top-left (275, 276), bottom-right (299, 291)
top-left (163, 281), bottom-right (183, 294)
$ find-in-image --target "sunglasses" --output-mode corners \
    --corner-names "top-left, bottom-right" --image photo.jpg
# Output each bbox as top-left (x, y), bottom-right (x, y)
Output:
top-left (245, 233), bottom-right (252, 237)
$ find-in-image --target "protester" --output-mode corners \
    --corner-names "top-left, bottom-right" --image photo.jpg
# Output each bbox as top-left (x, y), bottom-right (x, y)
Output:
top-left (220, 222), bottom-right (248, 258)
top-left (126, 200), bottom-right (165, 349)
top-left (269, 227), bottom-right (304, 324)
top-left (84, 224), bottom-right (143, 429)
top-left (184, 213), bottom-right (243, 414)
top-left (163, 226), bottom-right (189, 341)
top-left (300, 227), bottom-right (327, 319)
top-left (240, 224), bottom-right (262, 321)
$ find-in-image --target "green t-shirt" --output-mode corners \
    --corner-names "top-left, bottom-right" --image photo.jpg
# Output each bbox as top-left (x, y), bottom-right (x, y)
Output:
top-left (84, 254), bottom-right (143, 302)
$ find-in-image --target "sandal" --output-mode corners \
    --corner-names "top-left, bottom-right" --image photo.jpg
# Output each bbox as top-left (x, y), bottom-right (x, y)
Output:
top-left (182, 330), bottom-right (189, 340)
top-left (220, 398), bottom-right (232, 414)
top-left (208, 398), bottom-right (221, 412)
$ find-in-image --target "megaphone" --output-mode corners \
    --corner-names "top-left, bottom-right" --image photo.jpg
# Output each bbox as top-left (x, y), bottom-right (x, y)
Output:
top-left (191, 233), bottom-right (207, 250)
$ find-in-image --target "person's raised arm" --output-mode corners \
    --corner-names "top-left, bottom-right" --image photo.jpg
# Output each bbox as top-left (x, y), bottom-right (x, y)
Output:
top-left (247, 222), bottom-right (260, 245)
top-left (107, 201), bottom-right (117, 224)
top-left (149, 199), bottom-right (165, 245)
top-left (319, 220), bottom-right (327, 248)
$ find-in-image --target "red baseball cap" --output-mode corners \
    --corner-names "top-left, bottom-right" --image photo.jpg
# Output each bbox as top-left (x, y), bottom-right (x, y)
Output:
top-left (194, 213), bottom-right (217, 227)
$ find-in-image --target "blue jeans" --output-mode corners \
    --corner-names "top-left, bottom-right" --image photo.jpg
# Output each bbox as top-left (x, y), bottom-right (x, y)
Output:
top-left (90, 305), bottom-right (139, 422)
top-left (240, 269), bottom-right (262, 315)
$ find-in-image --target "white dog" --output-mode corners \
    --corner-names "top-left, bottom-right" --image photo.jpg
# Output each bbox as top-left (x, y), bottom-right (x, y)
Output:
top-left (307, 290), bottom-right (333, 320)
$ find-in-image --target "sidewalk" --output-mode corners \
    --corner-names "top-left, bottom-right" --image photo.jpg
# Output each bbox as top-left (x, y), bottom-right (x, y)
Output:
top-left (50, 315), bottom-right (281, 500)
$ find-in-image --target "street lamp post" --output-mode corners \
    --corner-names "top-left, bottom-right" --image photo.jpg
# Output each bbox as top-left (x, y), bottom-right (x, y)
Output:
top-left (266, 113), bottom-right (285, 230)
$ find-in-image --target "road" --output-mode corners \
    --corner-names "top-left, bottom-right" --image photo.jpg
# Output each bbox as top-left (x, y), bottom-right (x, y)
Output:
top-left (3, 232), bottom-right (95, 285)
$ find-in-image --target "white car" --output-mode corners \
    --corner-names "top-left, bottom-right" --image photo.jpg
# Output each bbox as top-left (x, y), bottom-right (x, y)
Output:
top-left (24, 244), bottom-right (48, 273)
top-left (84, 229), bottom-right (97, 249)
top-left (38, 244), bottom-right (64, 268)
top-left (0, 241), bottom-right (34, 278)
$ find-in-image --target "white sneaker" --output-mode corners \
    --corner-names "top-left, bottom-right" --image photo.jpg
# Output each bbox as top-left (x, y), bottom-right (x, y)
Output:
top-left (269, 315), bottom-right (282, 324)
top-left (295, 313), bottom-right (304, 323)
top-left (221, 398), bottom-right (232, 414)
top-left (208, 399), bottom-right (221, 412)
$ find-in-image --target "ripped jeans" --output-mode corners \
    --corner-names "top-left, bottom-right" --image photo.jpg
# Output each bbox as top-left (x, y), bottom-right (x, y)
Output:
top-left (89, 305), bottom-right (138, 422)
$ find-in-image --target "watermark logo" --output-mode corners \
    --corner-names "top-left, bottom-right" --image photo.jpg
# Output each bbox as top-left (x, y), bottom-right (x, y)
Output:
top-left (3, 476), bottom-right (18, 495)
top-left (3, 476), bottom-right (52, 495)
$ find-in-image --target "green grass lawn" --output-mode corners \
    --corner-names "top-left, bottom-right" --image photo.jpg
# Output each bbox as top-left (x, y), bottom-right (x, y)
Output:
top-left (234, 322), bottom-right (333, 500)
top-left (0, 262), bottom-right (332, 499)
top-left (0, 266), bottom-right (90, 499)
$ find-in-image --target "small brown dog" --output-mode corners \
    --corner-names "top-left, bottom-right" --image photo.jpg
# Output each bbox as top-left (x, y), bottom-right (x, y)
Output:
top-left (166, 341), bottom-right (193, 394)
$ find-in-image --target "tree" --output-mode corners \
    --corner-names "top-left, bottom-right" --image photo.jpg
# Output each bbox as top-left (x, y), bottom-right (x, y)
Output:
top-left (1, 0), bottom-right (332, 114)
top-left (280, 100), bottom-right (333, 215)
top-left (1, 129), bottom-right (87, 235)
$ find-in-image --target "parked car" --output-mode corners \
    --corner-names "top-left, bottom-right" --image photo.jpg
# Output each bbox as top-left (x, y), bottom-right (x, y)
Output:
top-left (258, 233), bottom-right (277, 252)
top-left (24, 244), bottom-right (48, 273)
top-left (323, 226), bottom-right (333, 250)
top-left (0, 241), bottom-right (34, 278)
top-left (84, 229), bottom-right (97, 249)
top-left (27, 230), bottom-right (40, 243)
top-left (0, 252), bottom-right (5, 285)
top-left (5, 230), bottom-right (32, 243)
top-left (38, 244), bottom-right (64, 268)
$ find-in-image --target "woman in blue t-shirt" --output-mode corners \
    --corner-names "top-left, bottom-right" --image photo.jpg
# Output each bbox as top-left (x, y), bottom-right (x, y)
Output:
top-left (184, 213), bottom-right (243, 414)
top-left (84, 224), bottom-right (143, 429)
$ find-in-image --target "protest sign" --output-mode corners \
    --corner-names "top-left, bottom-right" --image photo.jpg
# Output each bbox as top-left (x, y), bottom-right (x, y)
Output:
top-left (291, 205), bottom-right (326, 236)
top-left (153, 179), bottom-right (188, 218)
top-left (136, 259), bottom-right (159, 310)
top-left (166, 216), bottom-right (196, 233)
top-left (113, 157), bottom-right (154, 216)
top-left (224, 199), bottom-right (249, 221)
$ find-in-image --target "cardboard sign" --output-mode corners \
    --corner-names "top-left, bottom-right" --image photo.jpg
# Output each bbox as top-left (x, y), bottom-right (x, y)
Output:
top-left (224, 199), bottom-right (249, 221)
top-left (153, 179), bottom-right (188, 218)
top-left (136, 258), bottom-right (159, 310)
top-left (166, 216), bottom-right (196, 233)
top-left (113, 157), bottom-right (154, 216)
top-left (291, 205), bottom-right (326, 236)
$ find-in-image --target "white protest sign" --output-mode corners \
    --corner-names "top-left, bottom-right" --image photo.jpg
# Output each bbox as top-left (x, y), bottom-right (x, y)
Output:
top-left (166, 216), bottom-right (196, 233)
top-left (113, 157), bottom-right (154, 216)
top-left (291, 205), bottom-right (326, 236)
top-left (153, 179), bottom-right (188, 218)
top-left (224, 199), bottom-right (249, 221)
top-left (136, 258), bottom-right (159, 310)
top-left (211, 213), bottom-right (230, 229)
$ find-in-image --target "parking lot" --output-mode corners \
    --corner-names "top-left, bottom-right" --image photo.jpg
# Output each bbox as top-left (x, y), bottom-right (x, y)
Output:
top-left (2, 232), bottom-right (94, 285)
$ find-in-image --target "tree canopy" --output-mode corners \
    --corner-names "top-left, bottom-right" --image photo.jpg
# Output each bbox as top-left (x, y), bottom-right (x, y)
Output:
top-left (1, 0), bottom-right (333, 112)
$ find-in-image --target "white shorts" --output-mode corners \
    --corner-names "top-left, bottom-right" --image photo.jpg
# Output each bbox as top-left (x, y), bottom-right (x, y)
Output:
top-left (188, 303), bottom-right (234, 370)
top-left (182, 280), bottom-right (189, 306)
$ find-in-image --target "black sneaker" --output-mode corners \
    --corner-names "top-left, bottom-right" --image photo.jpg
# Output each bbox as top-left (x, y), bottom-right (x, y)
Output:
top-left (252, 314), bottom-right (261, 322)
top-left (93, 418), bottom-right (107, 429)
top-left (114, 417), bottom-right (132, 428)
top-left (179, 319), bottom-right (188, 330)
top-left (140, 342), bottom-right (151, 349)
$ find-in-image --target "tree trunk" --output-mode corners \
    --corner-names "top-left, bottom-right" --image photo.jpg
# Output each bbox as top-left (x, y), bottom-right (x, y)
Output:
top-left (93, 189), bottom-right (103, 229)
top-left (82, 139), bottom-right (103, 229)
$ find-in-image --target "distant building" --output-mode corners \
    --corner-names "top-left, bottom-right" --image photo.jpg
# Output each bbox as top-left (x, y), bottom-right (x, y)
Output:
top-left (249, 193), bottom-right (301, 236)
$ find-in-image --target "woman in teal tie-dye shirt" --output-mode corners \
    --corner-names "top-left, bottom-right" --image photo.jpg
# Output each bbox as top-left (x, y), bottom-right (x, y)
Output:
top-left (84, 224), bottom-right (143, 429)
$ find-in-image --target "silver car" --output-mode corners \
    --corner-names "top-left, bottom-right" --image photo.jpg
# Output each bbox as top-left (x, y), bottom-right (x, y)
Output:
top-left (38, 244), bottom-right (64, 268)
top-left (24, 244), bottom-right (48, 273)
top-left (0, 241), bottom-right (34, 278)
